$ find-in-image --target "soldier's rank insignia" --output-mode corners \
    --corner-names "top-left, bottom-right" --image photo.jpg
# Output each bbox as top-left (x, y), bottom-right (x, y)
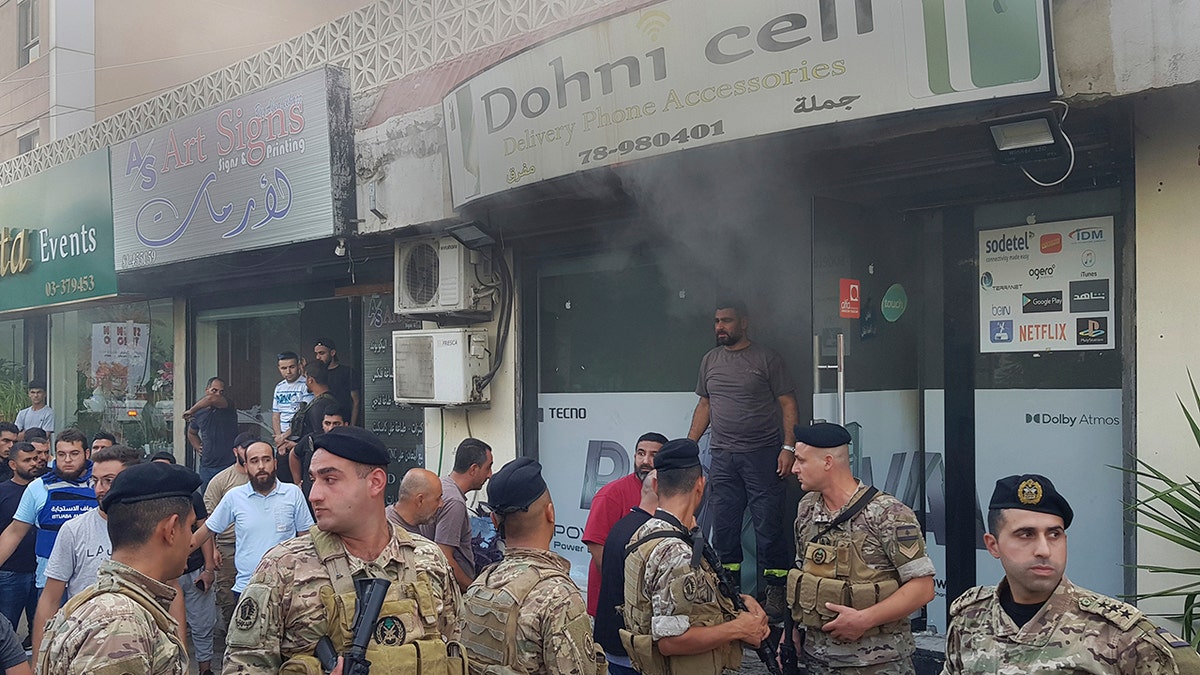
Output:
top-left (1018, 479), bottom-right (1043, 505)
top-left (374, 615), bottom-right (406, 646)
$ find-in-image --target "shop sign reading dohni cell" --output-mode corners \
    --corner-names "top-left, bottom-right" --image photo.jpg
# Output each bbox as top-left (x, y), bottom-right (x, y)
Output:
top-left (445, 0), bottom-right (1052, 205)
top-left (110, 67), bottom-right (355, 271)
top-left (978, 216), bottom-right (1115, 353)
top-left (0, 150), bottom-right (118, 313)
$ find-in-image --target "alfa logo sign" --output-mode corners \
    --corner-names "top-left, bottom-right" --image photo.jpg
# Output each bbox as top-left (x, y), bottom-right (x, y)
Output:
top-left (839, 278), bottom-right (860, 318)
top-left (445, 0), bottom-right (1051, 205)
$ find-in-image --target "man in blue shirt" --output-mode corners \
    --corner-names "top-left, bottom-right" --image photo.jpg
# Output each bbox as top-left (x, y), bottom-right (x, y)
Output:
top-left (0, 429), bottom-right (93, 593)
top-left (190, 441), bottom-right (312, 600)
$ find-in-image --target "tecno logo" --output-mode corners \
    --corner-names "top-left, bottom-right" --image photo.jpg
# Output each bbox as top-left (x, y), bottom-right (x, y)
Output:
top-left (1028, 265), bottom-right (1055, 280)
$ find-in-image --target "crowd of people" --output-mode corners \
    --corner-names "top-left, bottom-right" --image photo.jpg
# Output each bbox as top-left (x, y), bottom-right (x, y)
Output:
top-left (0, 309), bottom-right (1197, 675)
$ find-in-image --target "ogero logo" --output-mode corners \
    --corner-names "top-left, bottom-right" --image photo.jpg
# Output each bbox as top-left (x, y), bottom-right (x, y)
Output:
top-left (1076, 317), bottom-right (1108, 346)
top-left (1021, 291), bottom-right (1063, 313)
top-left (1028, 265), bottom-right (1055, 280)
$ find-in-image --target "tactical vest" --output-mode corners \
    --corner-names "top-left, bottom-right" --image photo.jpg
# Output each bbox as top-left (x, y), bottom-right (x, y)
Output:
top-left (620, 529), bottom-right (741, 675)
top-left (786, 492), bottom-right (904, 637)
top-left (57, 572), bottom-right (186, 674)
top-left (35, 464), bottom-right (95, 559)
top-left (279, 527), bottom-right (468, 675)
top-left (461, 560), bottom-right (603, 675)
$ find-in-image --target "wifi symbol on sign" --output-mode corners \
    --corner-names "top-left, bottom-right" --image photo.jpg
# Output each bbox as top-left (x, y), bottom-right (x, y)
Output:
top-left (637, 10), bottom-right (670, 42)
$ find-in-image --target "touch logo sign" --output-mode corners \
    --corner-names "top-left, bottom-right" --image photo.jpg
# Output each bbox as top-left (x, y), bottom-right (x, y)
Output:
top-left (881, 284), bottom-right (907, 322)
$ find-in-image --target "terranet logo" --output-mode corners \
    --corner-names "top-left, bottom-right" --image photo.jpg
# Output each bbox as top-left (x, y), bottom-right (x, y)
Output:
top-left (1025, 412), bottom-right (1120, 427)
top-left (1040, 233), bottom-right (1062, 254)
top-left (1067, 228), bottom-right (1105, 244)
top-left (1019, 322), bottom-right (1067, 342)
top-left (1077, 317), bottom-right (1108, 345)
top-left (1021, 291), bottom-right (1062, 313)
top-left (1069, 279), bottom-right (1110, 312)
top-left (989, 320), bottom-right (1013, 343)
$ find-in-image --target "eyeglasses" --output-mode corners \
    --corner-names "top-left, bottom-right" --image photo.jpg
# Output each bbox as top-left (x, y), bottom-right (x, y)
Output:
top-left (89, 476), bottom-right (116, 489)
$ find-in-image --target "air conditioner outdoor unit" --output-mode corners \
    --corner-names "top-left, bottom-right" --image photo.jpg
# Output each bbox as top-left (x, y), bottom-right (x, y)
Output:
top-left (393, 327), bottom-right (491, 406)
top-left (394, 237), bottom-right (494, 319)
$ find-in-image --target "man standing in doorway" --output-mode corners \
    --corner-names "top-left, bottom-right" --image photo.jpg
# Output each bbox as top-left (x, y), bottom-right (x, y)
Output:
top-left (312, 338), bottom-right (360, 426)
top-left (270, 351), bottom-right (311, 447)
top-left (423, 438), bottom-right (493, 590)
top-left (15, 381), bottom-right (54, 435)
top-left (688, 301), bottom-right (799, 620)
top-left (280, 361), bottom-right (337, 492)
top-left (582, 432), bottom-right (665, 618)
top-left (184, 377), bottom-right (238, 490)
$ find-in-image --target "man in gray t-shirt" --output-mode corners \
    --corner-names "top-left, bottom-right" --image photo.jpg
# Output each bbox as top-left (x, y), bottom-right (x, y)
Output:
top-left (688, 301), bottom-right (798, 622)
top-left (420, 438), bottom-right (493, 590)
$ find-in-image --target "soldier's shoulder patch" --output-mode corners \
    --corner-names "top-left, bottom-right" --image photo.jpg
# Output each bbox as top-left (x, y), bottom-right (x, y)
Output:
top-left (949, 585), bottom-right (995, 618)
top-left (895, 524), bottom-right (922, 542)
top-left (1076, 591), bottom-right (1141, 631)
top-left (227, 583), bottom-right (272, 648)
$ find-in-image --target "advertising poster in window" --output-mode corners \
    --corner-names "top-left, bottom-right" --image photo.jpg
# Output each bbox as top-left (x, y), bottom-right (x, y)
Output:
top-left (362, 294), bottom-right (424, 503)
top-left (91, 322), bottom-right (151, 395)
top-left (979, 216), bottom-right (1115, 353)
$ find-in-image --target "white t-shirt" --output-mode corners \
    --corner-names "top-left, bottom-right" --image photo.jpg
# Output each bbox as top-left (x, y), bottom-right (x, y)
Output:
top-left (44, 507), bottom-right (110, 599)
top-left (15, 405), bottom-right (55, 432)
top-left (272, 377), bottom-right (312, 432)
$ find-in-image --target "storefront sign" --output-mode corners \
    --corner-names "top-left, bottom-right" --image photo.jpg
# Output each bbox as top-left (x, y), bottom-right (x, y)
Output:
top-left (445, 0), bottom-right (1051, 205)
top-left (979, 216), bottom-right (1115, 353)
top-left (839, 278), bottom-right (860, 318)
top-left (111, 67), bottom-right (354, 271)
top-left (362, 294), bottom-right (425, 503)
top-left (881, 283), bottom-right (907, 322)
top-left (0, 150), bottom-right (118, 312)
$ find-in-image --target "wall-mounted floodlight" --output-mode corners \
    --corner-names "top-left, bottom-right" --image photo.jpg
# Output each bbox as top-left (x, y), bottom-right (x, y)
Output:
top-left (446, 221), bottom-right (496, 249)
top-left (987, 110), bottom-right (1067, 165)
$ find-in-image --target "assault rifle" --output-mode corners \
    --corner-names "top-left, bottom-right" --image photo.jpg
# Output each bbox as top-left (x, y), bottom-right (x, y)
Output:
top-left (691, 531), bottom-right (782, 675)
top-left (780, 612), bottom-right (800, 675)
top-left (316, 578), bottom-right (392, 675)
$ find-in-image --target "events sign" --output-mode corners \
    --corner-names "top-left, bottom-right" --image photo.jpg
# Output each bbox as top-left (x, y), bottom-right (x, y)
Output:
top-left (0, 150), bottom-right (117, 312)
top-left (111, 67), bottom-right (354, 271)
top-left (979, 216), bottom-right (1115, 353)
top-left (445, 0), bottom-right (1051, 205)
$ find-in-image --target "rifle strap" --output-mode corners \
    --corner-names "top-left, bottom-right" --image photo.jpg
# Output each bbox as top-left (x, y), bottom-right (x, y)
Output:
top-left (810, 486), bottom-right (879, 542)
top-left (624, 530), bottom-right (691, 560)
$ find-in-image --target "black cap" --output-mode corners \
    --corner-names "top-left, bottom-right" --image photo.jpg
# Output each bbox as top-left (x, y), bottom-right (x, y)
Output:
top-left (989, 474), bottom-right (1074, 529)
top-left (233, 432), bottom-right (259, 449)
top-left (148, 451), bottom-right (176, 464)
top-left (484, 457), bottom-right (547, 514)
top-left (312, 426), bottom-right (389, 466)
top-left (795, 422), bottom-right (852, 449)
top-left (101, 463), bottom-right (201, 511)
top-left (313, 337), bottom-right (337, 350)
top-left (654, 438), bottom-right (701, 471)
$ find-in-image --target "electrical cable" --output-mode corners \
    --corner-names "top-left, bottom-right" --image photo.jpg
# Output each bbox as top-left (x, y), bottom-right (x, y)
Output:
top-left (1021, 100), bottom-right (1075, 188)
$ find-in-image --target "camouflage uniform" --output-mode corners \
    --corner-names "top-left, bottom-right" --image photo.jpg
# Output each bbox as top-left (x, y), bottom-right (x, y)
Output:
top-left (943, 577), bottom-right (1187, 674)
top-left (460, 547), bottom-right (602, 675)
top-left (224, 523), bottom-right (461, 673)
top-left (37, 559), bottom-right (186, 675)
top-left (792, 482), bottom-right (935, 675)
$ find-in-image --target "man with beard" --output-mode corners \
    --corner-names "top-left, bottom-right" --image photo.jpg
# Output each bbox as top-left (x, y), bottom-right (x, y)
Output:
top-left (312, 338), bottom-right (360, 427)
top-left (0, 422), bottom-right (18, 484)
top-left (202, 431), bottom-right (254, 642)
top-left (224, 426), bottom-right (461, 673)
top-left (688, 301), bottom-right (798, 621)
top-left (0, 443), bottom-right (41, 648)
top-left (0, 429), bottom-right (94, 599)
top-left (190, 442), bottom-right (312, 603)
top-left (20, 429), bottom-right (49, 475)
top-left (942, 474), bottom-right (1200, 674)
top-left (32, 445), bottom-right (142, 657)
top-left (388, 467), bottom-right (444, 535)
top-left (583, 432), bottom-right (665, 619)
top-left (184, 377), bottom-right (238, 491)
top-left (593, 472), bottom-right (657, 675)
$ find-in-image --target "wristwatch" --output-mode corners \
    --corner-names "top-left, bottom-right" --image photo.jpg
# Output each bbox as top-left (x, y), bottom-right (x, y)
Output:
top-left (782, 444), bottom-right (795, 453)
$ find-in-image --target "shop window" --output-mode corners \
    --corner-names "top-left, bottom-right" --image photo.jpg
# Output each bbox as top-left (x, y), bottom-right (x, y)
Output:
top-left (18, 130), bottom-right (38, 155)
top-left (0, 319), bottom-right (26, 422)
top-left (18, 0), bottom-right (39, 67)
top-left (48, 299), bottom-right (174, 453)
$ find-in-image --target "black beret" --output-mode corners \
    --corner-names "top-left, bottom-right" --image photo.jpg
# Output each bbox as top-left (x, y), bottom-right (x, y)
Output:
top-left (654, 438), bottom-right (701, 471)
top-left (148, 451), bottom-right (177, 464)
top-left (989, 474), bottom-right (1074, 529)
top-left (312, 426), bottom-right (390, 466)
top-left (101, 463), bottom-right (200, 510)
top-left (795, 422), bottom-right (852, 449)
top-left (485, 457), bottom-right (547, 514)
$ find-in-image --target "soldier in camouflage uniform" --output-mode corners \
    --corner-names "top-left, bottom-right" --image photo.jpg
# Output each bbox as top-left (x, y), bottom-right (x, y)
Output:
top-left (460, 457), bottom-right (604, 675)
top-left (37, 462), bottom-right (199, 675)
top-left (788, 423), bottom-right (935, 675)
top-left (224, 426), bottom-right (463, 675)
top-left (622, 439), bottom-right (770, 675)
top-left (943, 473), bottom-right (1200, 674)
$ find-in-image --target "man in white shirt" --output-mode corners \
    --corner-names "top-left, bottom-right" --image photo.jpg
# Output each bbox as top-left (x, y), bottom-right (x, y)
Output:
top-left (271, 351), bottom-right (311, 446)
top-left (14, 381), bottom-right (54, 435)
top-left (190, 442), bottom-right (313, 600)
